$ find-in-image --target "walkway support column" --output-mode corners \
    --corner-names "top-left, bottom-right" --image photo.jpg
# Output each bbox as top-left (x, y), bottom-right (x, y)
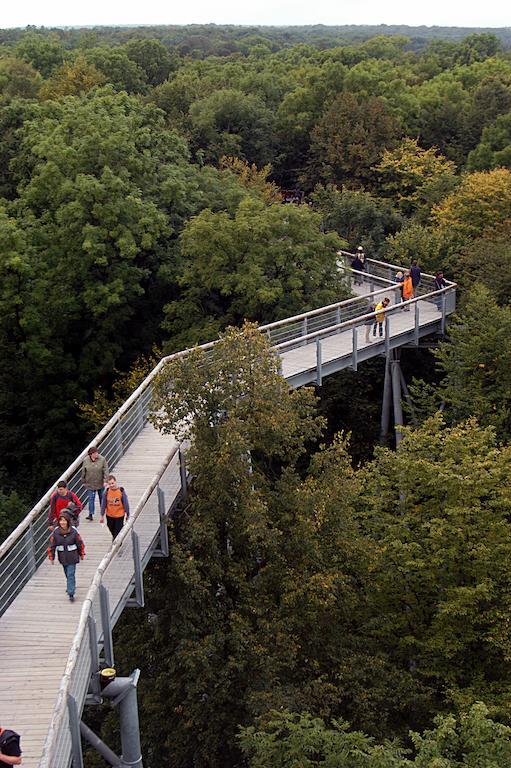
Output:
top-left (380, 355), bottom-right (392, 445)
top-left (102, 670), bottom-right (143, 768)
top-left (391, 354), bottom-right (404, 447)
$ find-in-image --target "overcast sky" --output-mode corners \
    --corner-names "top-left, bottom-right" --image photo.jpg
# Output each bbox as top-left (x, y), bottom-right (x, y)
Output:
top-left (1, 0), bottom-right (509, 30)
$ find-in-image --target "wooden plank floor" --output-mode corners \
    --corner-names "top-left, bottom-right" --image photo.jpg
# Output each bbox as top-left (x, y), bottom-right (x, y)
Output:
top-left (280, 292), bottom-right (441, 380)
top-left (0, 424), bottom-right (177, 768)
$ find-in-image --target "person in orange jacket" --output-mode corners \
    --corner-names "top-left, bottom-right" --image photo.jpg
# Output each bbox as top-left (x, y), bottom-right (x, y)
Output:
top-left (402, 269), bottom-right (414, 309)
top-left (100, 475), bottom-right (130, 541)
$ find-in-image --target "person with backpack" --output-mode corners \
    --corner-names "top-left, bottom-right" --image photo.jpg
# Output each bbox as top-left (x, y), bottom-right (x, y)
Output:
top-left (81, 446), bottom-right (109, 521)
top-left (100, 475), bottom-right (130, 541)
top-left (48, 511), bottom-right (85, 602)
top-left (48, 481), bottom-right (83, 530)
top-left (0, 726), bottom-right (22, 766)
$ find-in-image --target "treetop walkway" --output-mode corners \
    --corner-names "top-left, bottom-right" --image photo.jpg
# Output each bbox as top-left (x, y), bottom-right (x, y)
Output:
top-left (0, 256), bottom-right (456, 767)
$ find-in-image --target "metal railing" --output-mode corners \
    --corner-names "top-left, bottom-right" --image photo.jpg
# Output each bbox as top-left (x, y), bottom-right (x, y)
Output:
top-left (0, 253), bottom-right (457, 767)
top-left (39, 444), bottom-right (184, 768)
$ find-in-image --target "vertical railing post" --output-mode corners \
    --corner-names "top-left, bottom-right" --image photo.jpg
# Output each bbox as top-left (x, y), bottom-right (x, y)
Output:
top-left (179, 447), bottom-right (188, 498)
top-left (384, 314), bottom-right (390, 357)
top-left (336, 305), bottom-right (341, 333)
top-left (136, 397), bottom-right (144, 436)
top-left (441, 293), bottom-right (446, 335)
top-left (25, 524), bottom-right (37, 578)
top-left (114, 419), bottom-right (123, 464)
top-left (414, 301), bottom-right (420, 346)
top-left (67, 693), bottom-right (84, 768)
top-left (157, 485), bottom-right (169, 558)
top-left (316, 338), bottom-right (322, 386)
top-left (131, 531), bottom-right (144, 608)
top-left (301, 316), bottom-right (308, 346)
top-left (88, 614), bottom-right (101, 697)
top-left (352, 326), bottom-right (358, 371)
top-left (99, 584), bottom-right (114, 668)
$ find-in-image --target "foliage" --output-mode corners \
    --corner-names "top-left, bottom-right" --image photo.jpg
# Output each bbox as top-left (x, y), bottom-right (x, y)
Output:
top-left (219, 156), bottom-right (282, 203)
top-left (239, 710), bottom-right (406, 767)
top-left (163, 196), bottom-right (347, 348)
top-left (239, 703), bottom-right (511, 767)
top-left (304, 92), bottom-right (401, 189)
top-left (467, 112), bottom-right (511, 171)
top-left (362, 415), bottom-right (511, 715)
top-left (384, 223), bottom-right (445, 274)
top-left (312, 184), bottom-right (403, 253)
top-left (431, 168), bottom-right (511, 256)
top-left (39, 55), bottom-right (106, 99)
top-left (0, 56), bottom-right (42, 101)
top-left (433, 285), bottom-right (511, 437)
top-left (15, 32), bottom-right (64, 77)
top-left (0, 489), bottom-right (25, 544)
top-left (375, 138), bottom-right (458, 219)
top-left (78, 350), bottom-right (161, 434)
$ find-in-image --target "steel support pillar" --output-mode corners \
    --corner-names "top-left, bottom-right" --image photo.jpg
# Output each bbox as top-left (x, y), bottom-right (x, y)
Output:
top-left (80, 721), bottom-right (121, 767)
top-left (102, 671), bottom-right (143, 768)
top-left (99, 584), bottom-right (114, 668)
top-left (391, 355), bottom-right (404, 446)
top-left (399, 367), bottom-right (417, 426)
top-left (380, 355), bottom-right (392, 445)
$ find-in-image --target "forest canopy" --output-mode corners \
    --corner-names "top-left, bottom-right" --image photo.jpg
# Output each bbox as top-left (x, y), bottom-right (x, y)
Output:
top-left (1, 22), bottom-right (511, 767)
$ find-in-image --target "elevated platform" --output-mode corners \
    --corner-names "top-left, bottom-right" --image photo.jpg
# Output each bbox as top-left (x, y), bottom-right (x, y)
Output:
top-left (0, 257), bottom-right (456, 767)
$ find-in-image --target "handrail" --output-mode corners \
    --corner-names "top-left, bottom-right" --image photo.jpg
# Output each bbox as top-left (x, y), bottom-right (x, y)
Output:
top-left (39, 442), bottom-right (180, 767)
top-left (258, 280), bottom-right (395, 333)
top-left (0, 252), bottom-right (452, 559)
top-left (273, 284), bottom-right (456, 351)
top-left (338, 250), bottom-right (456, 286)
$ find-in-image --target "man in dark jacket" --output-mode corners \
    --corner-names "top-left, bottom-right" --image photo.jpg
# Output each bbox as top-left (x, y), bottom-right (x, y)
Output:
top-left (48, 512), bottom-right (85, 602)
top-left (0, 726), bottom-right (22, 766)
top-left (410, 259), bottom-right (421, 297)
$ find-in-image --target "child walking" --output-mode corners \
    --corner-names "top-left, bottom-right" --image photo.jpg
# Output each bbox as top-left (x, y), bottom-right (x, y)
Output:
top-left (100, 475), bottom-right (130, 541)
top-left (48, 512), bottom-right (85, 602)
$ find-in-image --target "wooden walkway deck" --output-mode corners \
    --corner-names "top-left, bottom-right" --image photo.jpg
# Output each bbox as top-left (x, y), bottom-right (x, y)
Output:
top-left (0, 424), bottom-right (178, 768)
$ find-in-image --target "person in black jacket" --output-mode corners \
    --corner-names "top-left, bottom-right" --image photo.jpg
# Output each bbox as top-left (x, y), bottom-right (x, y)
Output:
top-left (0, 725), bottom-right (22, 766)
top-left (48, 512), bottom-right (85, 602)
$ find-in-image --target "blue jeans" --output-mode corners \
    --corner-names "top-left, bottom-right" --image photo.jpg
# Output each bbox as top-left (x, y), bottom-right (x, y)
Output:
top-left (87, 487), bottom-right (104, 517)
top-left (63, 563), bottom-right (76, 596)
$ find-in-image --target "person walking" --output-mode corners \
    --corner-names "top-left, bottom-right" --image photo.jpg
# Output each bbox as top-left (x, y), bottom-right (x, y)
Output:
top-left (434, 270), bottom-right (447, 309)
top-left (402, 269), bottom-right (414, 309)
top-left (0, 725), bottom-right (22, 766)
top-left (434, 270), bottom-right (447, 291)
top-left (81, 446), bottom-right (109, 521)
top-left (100, 475), bottom-right (130, 542)
top-left (351, 246), bottom-right (365, 285)
top-left (395, 270), bottom-right (404, 302)
top-left (373, 297), bottom-right (390, 338)
top-left (48, 481), bottom-right (82, 530)
top-left (410, 259), bottom-right (421, 297)
top-left (48, 512), bottom-right (85, 602)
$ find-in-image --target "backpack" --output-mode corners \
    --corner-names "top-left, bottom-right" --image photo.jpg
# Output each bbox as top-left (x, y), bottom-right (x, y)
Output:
top-left (0, 729), bottom-right (21, 758)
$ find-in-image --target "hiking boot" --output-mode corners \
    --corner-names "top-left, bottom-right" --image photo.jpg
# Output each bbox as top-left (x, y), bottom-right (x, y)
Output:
top-left (86, 515), bottom-right (93, 521)
top-left (69, 594), bottom-right (75, 602)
